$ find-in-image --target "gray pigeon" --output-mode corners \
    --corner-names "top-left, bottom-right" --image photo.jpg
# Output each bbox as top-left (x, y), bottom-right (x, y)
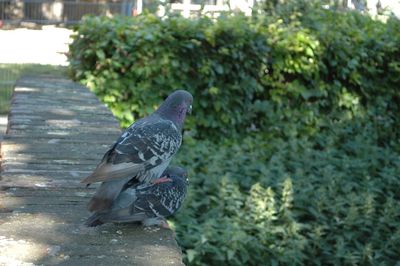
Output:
top-left (81, 90), bottom-right (193, 212)
top-left (85, 166), bottom-right (189, 227)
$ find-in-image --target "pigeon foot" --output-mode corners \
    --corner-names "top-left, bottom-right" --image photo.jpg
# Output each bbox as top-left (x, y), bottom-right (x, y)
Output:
top-left (152, 177), bottom-right (173, 185)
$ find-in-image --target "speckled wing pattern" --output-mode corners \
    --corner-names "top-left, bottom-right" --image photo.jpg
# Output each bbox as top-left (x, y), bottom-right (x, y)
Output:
top-left (81, 116), bottom-right (182, 184)
top-left (133, 179), bottom-right (187, 218)
top-left (85, 175), bottom-right (188, 226)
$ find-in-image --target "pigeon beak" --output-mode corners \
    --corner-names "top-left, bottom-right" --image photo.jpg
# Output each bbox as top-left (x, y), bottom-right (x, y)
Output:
top-left (187, 105), bottom-right (192, 114)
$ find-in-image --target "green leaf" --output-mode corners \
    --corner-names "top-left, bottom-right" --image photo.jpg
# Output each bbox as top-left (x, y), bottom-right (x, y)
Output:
top-left (96, 50), bottom-right (105, 60)
top-left (186, 249), bottom-right (197, 263)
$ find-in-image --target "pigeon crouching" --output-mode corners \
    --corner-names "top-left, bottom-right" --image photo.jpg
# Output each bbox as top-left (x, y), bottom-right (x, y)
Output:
top-left (85, 166), bottom-right (189, 228)
top-left (81, 90), bottom-right (193, 213)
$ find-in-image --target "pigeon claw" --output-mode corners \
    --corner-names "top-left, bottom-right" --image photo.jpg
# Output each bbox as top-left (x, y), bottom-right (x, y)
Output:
top-left (152, 177), bottom-right (173, 185)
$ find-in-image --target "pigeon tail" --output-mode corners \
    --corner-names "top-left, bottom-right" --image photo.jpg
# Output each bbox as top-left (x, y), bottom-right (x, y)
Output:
top-left (87, 178), bottom-right (131, 212)
top-left (87, 196), bottom-right (114, 213)
top-left (85, 213), bottom-right (104, 227)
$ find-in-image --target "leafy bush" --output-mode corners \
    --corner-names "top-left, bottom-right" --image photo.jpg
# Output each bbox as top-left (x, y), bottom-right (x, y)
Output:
top-left (68, 14), bottom-right (267, 138)
top-left (68, 8), bottom-right (400, 265)
top-left (172, 117), bottom-right (400, 265)
top-left (68, 11), bottom-right (400, 142)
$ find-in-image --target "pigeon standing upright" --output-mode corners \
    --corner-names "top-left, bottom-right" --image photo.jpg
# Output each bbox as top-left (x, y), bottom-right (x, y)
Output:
top-left (85, 166), bottom-right (189, 227)
top-left (81, 90), bottom-right (193, 212)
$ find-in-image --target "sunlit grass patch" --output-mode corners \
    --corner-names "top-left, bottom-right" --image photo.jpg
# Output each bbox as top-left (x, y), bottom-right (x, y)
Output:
top-left (0, 64), bottom-right (67, 113)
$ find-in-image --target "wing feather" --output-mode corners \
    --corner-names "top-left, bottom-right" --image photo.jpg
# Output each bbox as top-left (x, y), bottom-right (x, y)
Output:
top-left (81, 116), bottom-right (181, 184)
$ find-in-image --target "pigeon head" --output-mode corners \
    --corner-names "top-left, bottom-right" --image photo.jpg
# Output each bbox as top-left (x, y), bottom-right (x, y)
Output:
top-left (156, 90), bottom-right (193, 129)
top-left (163, 166), bottom-right (187, 178)
top-left (162, 166), bottom-right (189, 184)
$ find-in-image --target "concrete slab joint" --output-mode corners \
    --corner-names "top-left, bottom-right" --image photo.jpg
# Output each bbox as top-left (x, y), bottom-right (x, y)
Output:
top-left (0, 75), bottom-right (184, 266)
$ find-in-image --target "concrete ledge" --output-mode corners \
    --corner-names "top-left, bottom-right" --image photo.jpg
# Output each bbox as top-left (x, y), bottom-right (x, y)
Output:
top-left (0, 75), bottom-right (184, 265)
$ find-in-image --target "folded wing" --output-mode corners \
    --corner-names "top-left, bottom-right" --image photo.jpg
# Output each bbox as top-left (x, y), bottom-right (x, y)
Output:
top-left (82, 117), bottom-right (182, 185)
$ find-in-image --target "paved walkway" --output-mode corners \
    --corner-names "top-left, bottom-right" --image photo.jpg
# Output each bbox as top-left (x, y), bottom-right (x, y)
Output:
top-left (0, 76), bottom-right (183, 265)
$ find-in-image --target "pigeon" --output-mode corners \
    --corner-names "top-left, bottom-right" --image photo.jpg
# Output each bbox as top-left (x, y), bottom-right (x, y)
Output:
top-left (81, 90), bottom-right (193, 212)
top-left (85, 166), bottom-right (189, 227)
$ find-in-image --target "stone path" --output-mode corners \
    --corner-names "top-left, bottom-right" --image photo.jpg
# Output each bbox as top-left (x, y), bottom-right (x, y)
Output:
top-left (0, 76), bottom-right (183, 266)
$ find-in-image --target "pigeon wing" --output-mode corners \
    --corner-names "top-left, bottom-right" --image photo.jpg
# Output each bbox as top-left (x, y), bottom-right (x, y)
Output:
top-left (81, 117), bottom-right (182, 184)
top-left (134, 181), bottom-right (180, 218)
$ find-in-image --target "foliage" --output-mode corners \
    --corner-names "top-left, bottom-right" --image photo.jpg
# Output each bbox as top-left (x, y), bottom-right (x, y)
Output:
top-left (68, 11), bottom-right (400, 141)
top-left (68, 7), bottom-right (400, 265)
top-left (68, 14), bottom-right (268, 137)
top-left (172, 127), bottom-right (400, 265)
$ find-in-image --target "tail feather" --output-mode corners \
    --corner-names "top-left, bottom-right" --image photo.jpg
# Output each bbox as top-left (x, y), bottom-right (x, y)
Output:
top-left (85, 213), bottom-right (104, 227)
top-left (87, 178), bottom-right (130, 212)
top-left (85, 209), bottom-right (147, 227)
top-left (101, 210), bottom-right (147, 224)
top-left (81, 163), bottom-right (142, 184)
top-left (87, 196), bottom-right (114, 213)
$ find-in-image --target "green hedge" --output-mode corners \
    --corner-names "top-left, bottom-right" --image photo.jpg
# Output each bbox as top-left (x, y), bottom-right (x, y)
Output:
top-left (68, 11), bottom-right (400, 142)
top-left (68, 9), bottom-right (400, 265)
top-left (68, 14), bottom-right (267, 138)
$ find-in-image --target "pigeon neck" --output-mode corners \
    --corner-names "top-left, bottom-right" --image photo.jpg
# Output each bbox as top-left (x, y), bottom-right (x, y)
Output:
top-left (157, 110), bottom-right (186, 131)
top-left (156, 105), bottom-right (186, 130)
